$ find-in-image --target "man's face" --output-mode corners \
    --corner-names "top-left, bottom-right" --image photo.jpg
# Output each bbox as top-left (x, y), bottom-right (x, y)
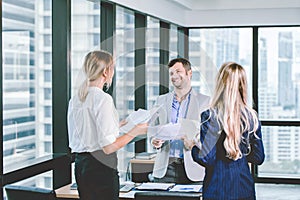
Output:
top-left (169, 62), bottom-right (192, 89)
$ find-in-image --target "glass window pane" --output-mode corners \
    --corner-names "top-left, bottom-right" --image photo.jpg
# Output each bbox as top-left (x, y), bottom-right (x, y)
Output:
top-left (146, 17), bottom-right (160, 109)
top-left (2, 0), bottom-right (52, 173)
top-left (258, 126), bottom-right (300, 178)
top-left (71, 0), bottom-right (101, 96)
top-left (169, 24), bottom-right (178, 60)
top-left (258, 27), bottom-right (300, 120)
top-left (189, 28), bottom-right (253, 98)
top-left (115, 6), bottom-right (135, 183)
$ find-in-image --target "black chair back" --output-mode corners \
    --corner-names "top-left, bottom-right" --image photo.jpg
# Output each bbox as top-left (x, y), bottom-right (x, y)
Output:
top-left (5, 185), bottom-right (56, 200)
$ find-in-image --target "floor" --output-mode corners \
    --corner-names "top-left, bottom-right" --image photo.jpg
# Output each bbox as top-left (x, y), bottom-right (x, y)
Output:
top-left (255, 183), bottom-right (300, 200)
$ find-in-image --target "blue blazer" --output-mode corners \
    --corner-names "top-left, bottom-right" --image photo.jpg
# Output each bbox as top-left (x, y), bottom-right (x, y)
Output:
top-left (192, 110), bottom-right (265, 200)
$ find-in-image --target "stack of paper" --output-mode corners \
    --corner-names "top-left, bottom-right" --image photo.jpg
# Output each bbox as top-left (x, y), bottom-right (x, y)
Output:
top-left (135, 182), bottom-right (175, 190)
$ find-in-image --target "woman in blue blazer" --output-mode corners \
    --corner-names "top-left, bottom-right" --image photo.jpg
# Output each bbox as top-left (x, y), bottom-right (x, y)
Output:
top-left (191, 62), bottom-right (265, 200)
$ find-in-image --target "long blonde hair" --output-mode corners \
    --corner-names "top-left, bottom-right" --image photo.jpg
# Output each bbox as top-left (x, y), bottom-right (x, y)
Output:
top-left (210, 62), bottom-right (259, 160)
top-left (78, 50), bottom-right (113, 102)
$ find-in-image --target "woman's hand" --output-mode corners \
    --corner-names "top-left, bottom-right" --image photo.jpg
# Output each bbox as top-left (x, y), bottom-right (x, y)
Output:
top-left (181, 135), bottom-right (196, 150)
top-left (128, 123), bottom-right (148, 137)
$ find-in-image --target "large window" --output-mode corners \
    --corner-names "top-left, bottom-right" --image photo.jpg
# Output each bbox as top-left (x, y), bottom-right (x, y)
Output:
top-left (1, 2), bottom-right (299, 199)
top-left (115, 6), bottom-right (135, 182)
top-left (2, 0), bottom-right (52, 173)
top-left (258, 27), bottom-right (300, 179)
top-left (189, 28), bottom-right (253, 97)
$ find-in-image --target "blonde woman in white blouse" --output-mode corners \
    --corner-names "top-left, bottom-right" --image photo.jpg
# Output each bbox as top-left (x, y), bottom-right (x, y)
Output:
top-left (67, 50), bottom-right (148, 200)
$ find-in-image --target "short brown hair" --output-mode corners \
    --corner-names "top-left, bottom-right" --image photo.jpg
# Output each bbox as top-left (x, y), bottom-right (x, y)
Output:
top-left (167, 58), bottom-right (191, 72)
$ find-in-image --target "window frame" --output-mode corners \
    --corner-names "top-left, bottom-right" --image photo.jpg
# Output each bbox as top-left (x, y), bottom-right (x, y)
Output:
top-left (1, 2), bottom-right (299, 200)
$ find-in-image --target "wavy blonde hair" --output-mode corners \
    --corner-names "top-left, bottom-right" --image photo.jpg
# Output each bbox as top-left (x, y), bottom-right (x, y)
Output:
top-left (78, 50), bottom-right (113, 102)
top-left (210, 62), bottom-right (259, 160)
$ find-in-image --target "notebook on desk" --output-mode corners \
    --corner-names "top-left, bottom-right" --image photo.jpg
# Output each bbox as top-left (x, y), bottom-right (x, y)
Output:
top-left (169, 184), bottom-right (202, 192)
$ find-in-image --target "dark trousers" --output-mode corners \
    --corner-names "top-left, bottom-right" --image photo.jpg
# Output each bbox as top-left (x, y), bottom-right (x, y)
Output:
top-left (154, 158), bottom-right (193, 184)
top-left (75, 151), bottom-right (119, 200)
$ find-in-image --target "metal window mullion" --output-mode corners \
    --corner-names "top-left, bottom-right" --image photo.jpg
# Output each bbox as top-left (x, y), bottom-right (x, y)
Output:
top-left (101, 1), bottom-right (116, 99)
top-left (52, 0), bottom-right (71, 189)
top-left (159, 21), bottom-right (170, 95)
top-left (178, 27), bottom-right (189, 59)
top-left (134, 12), bottom-right (147, 153)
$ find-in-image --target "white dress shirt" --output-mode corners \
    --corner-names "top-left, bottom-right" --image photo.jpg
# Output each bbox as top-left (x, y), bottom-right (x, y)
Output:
top-left (67, 87), bottom-right (119, 153)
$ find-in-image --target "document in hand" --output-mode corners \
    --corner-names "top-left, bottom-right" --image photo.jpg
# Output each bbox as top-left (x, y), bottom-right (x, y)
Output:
top-left (120, 105), bottom-right (162, 133)
top-left (178, 118), bottom-right (200, 139)
top-left (148, 118), bottom-right (200, 140)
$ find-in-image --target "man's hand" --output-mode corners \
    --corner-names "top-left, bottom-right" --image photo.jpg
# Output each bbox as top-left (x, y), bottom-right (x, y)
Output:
top-left (181, 135), bottom-right (195, 150)
top-left (152, 138), bottom-right (164, 149)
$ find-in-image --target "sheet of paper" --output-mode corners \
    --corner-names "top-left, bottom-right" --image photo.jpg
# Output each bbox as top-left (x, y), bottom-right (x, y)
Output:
top-left (148, 118), bottom-right (200, 140)
top-left (120, 105), bottom-right (162, 133)
top-left (135, 182), bottom-right (175, 190)
top-left (178, 118), bottom-right (200, 139)
top-left (148, 123), bottom-right (183, 140)
top-left (169, 184), bottom-right (202, 192)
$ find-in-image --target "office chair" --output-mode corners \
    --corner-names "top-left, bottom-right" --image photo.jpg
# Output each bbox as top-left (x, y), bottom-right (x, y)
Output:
top-left (5, 184), bottom-right (57, 200)
top-left (134, 191), bottom-right (201, 200)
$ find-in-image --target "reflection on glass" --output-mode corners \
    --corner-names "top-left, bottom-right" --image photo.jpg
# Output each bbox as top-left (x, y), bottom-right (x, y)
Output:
top-left (71, 0), bottom-right (101, 96)
top-left (115, 6), bottom-right (135, 182)
top-left (189, 28), bottom-right (252, 97)
top-left (169, 25), bottom-right (178, 60)
top-left (2, 0), bottom-right (52, 173)
top-left (146, 17), bottom-right (160, 109)
top-left (258, 126), bottom-right (300, 178)
top-left (146, 17), bottom-right (160, 152)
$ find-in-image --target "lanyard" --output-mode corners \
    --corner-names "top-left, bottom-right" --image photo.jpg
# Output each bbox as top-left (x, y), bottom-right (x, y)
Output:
top-left (173, 92), bottom-right (191, 123)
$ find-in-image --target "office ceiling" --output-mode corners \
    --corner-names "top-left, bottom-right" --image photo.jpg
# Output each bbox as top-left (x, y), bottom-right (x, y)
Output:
top-left (109, 0), bottom-right (300, 27)
top-left (168, 0), bottom-right (300, 10)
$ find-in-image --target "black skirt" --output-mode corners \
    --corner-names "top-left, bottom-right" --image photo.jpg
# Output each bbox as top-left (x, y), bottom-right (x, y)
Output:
top-left (74, 150), bottom-right (119, 200)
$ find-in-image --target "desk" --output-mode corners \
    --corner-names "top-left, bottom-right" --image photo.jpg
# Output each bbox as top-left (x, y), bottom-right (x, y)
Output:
top-left (55, 183), bottom-right (202, 200)
top-left (55, 184), bottom-right (78, 200)
top-left (55, 184), bottom-right (134, 200)
top-left (130, 158), bottom-right (155, 183)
